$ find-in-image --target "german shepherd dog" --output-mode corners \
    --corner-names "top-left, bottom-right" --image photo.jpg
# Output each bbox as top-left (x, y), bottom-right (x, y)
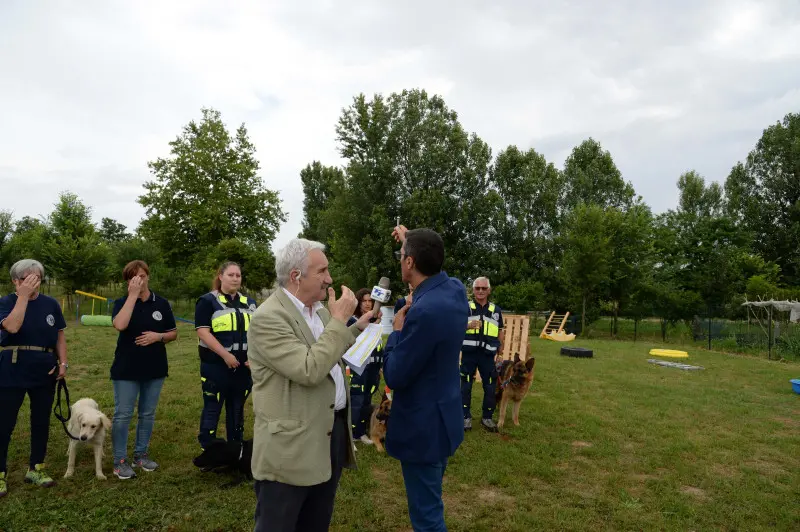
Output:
top-left (369, 392), bottom-right (392, 452)
top-left (495, 350), bottom-right (535, 430)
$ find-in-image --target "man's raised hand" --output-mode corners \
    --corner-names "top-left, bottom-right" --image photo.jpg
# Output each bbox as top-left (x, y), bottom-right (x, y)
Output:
top-left (328, 286), bottom-right (358, 323)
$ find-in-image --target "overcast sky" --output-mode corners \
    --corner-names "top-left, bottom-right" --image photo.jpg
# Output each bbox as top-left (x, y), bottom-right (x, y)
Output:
top-left (2, 0), bottom-right (799, 251)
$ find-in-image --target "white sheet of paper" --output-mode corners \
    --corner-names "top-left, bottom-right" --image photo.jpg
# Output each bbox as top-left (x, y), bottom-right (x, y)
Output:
top-left (342, 323), bottom-right (383, 376)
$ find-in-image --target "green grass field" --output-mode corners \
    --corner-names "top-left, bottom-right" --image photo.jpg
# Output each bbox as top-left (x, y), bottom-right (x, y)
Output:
top-left (2, 324), bottom-right (799, 531)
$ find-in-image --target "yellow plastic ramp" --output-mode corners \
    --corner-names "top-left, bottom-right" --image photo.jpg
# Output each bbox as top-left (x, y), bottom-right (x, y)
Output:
top-left (649, 349), bottom-right (689, 358)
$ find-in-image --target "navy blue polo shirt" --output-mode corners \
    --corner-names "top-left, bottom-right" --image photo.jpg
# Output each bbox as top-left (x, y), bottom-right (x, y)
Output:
top-left (111, 291), bottom-right (176, 381)
top-left (0, 293), bottom-right (66, 388)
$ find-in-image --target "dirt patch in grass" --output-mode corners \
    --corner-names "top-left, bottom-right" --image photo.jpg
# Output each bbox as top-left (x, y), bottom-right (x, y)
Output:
top-left (773, 416), bottom-right (799, 429)
top-left (680, 486), bottom-right (709, 501)
top-left (477, 487), bottom-right (514, 504)
top-left (572, 441), bottom-right (593, 449)
top-left (709, 463), bottom-right (739, 478)
top-left (742, 460), bottom-right (788, 476)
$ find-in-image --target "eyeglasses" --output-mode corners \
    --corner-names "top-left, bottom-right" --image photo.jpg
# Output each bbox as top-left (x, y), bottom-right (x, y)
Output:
top-left (473, 287), bottom-right (489, 291)
top-left (394, 250), bottom-right (405, 261)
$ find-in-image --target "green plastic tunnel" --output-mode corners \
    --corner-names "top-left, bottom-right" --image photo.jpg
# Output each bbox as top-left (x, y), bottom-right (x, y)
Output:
top-left (80, 315), bottom-right (113, 327)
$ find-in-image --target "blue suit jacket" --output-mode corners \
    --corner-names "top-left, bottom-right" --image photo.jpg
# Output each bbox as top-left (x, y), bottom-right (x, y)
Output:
top-left (383, 271), bottom-right (469, 464)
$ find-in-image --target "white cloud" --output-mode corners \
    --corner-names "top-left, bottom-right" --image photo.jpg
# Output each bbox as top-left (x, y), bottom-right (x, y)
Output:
top-left (1, 0), bottom-right (799, 253)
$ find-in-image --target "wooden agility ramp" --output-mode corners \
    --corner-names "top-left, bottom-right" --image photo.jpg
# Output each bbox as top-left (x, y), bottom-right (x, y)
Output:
top-left (540, 311), bottom-right (576, 342)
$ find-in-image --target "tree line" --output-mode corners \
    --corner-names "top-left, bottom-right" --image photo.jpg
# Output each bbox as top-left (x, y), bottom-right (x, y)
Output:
top-left (1, 93), bottom-right (798, 339)
top-left (299, 90), bottom-right (800, 337)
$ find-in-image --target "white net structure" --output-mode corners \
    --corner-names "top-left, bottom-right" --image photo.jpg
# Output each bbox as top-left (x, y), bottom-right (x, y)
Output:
top-left (741, 300), bottom-right (800, 323)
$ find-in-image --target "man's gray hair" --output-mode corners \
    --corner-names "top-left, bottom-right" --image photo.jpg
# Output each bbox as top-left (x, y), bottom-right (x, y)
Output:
top-left (473, 276), bottom-right (491, 289)
top-left (9, 259), bottom-right (45, 281)
top-left (275, 239), bottom-right (326, 287)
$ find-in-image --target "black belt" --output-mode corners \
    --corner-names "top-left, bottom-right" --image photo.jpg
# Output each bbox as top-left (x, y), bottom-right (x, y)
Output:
top-left (2, 345), bottom-right (55, 364)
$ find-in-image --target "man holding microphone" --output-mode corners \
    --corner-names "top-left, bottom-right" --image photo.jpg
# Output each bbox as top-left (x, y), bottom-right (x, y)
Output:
top-left (383, 225), bottom-right (469, 532)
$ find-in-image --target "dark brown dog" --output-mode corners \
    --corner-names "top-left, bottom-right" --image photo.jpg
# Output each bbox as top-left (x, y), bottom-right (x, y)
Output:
top-left (495, 350), bottom-right (535, 430)
top-left (369, 392), bottom-right (392, 452)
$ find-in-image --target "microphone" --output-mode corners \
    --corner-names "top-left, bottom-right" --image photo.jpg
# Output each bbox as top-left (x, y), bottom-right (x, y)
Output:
top-left (370, 277), bottom-right (391, 319)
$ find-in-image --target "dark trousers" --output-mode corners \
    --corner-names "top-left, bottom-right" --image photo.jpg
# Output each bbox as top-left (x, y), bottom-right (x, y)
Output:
top-left (401, 459), bottom-right (449, 531)
top-left (349, 362), bottom-right (381, 439)
top-left (198, 362), bottom-right (252, 448)
top-left (0, 383), bottom-right (56, 471)
top-left (253, 410), bottom-right (349, 532)
top-left (460, 349), bottom-right (497, 419)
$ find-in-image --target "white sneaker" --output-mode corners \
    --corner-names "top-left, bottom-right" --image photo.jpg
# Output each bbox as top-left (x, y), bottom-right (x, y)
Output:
top-left (359, 435), bottom-right (374, 445)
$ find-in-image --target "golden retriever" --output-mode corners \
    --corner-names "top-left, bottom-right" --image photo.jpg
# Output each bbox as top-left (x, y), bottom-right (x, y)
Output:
top-left (63, 398), bottom-right (111, 480)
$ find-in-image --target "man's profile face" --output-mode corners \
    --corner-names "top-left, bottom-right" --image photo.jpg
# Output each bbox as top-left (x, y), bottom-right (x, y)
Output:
top-left (299, 249), bottom-right (333, 303)
top-left (399, 243), bottom-right (413, 284)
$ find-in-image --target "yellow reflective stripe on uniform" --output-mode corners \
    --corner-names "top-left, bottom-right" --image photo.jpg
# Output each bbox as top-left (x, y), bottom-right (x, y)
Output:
top-left (239, 295), bottom-right (248, 304)
top-left (485, 322), bottom-right (499, 337)
top-left (211, 315), bottom-right (234, 332)
top-left (211, 308), bottom-right (236, 333)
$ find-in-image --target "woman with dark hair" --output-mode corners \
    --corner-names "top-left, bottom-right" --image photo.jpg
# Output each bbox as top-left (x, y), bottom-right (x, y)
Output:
top-left (347, 288), bottom-right (384, 447)
top-left (0, 259), bottom-right (68, 496)
top-left (111, 260), bottom-right (178, 480)
top-left (194, 262), bottom-right (257, 450)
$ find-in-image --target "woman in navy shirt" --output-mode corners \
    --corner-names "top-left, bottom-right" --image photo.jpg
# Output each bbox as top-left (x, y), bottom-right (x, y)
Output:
top-left (110, 260), bottom-right (177, 480)
top-left (0, 259), bottom-right (68, 497)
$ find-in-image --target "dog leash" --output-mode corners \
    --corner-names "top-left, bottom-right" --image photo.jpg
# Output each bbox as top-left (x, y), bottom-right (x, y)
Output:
top-left (53, 378), bottom-right (81, 441)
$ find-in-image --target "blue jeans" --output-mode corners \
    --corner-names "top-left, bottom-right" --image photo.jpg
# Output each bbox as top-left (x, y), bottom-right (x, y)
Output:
top-left (112, 378), bottom-right (165, 462)
top-left (400, 459), bottom-right (449, 531)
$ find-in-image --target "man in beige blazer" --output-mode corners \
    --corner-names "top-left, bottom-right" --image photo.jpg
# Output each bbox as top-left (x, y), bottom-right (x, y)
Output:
top-left (247, 238), bottom-right (374, 532)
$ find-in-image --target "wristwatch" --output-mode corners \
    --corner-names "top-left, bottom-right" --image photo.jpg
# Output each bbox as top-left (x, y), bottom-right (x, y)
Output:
top-left (160, 334), bottom-right (165, 343)
top-left (60, 362), bottom-right (69, 369)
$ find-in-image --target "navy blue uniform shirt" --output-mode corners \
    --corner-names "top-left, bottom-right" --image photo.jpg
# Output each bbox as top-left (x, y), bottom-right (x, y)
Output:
top-left (111, 291), bottom-right (176, 381)
top-left (0, 293), bottom-right (66, 388)
top-left (195, 292), bottom-right (252, 363)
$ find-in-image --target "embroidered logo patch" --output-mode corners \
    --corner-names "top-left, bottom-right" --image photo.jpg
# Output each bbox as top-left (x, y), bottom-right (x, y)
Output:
top-left (152, 311), bottom-right (163, 321)
top-left (249, 304), bottom-right (256, 311)
top-left (46, 314), bottom-right (55, 326)
top-left (492, 312), bottom-right (499, 321)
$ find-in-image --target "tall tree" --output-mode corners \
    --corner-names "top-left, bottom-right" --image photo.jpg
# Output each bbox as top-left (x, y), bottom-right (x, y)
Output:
top-left (0, 210), bottom-right (13, 270)
top-left (99, 217), bottom-right (131, 243)
top-left (561, 138), bottom-right (635, 212)
top-left (490, 146), bottom-right (562, 285)
top-left (317, 89), bottom-right (495, 292)
top-left (138, 108), bottom-right (286, 267)
top-left (299, 162), bottom-right (344, 244)
top-left (561, 204), bottom-right (611, 332)
top-left (606, 201), bottom-right (654, 336)
top-left (725, 111), bottom-right (800, 284)
top-left (660, 172), bottom-right (765, 317)
top-left (1, 216), bottom-right (49, 273)
top-left (41, 192), bottom-right (112, 294)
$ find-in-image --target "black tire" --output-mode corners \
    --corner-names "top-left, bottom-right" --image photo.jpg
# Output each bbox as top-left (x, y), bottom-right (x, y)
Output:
top-left (560, 347), bottom-right (593, 358)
